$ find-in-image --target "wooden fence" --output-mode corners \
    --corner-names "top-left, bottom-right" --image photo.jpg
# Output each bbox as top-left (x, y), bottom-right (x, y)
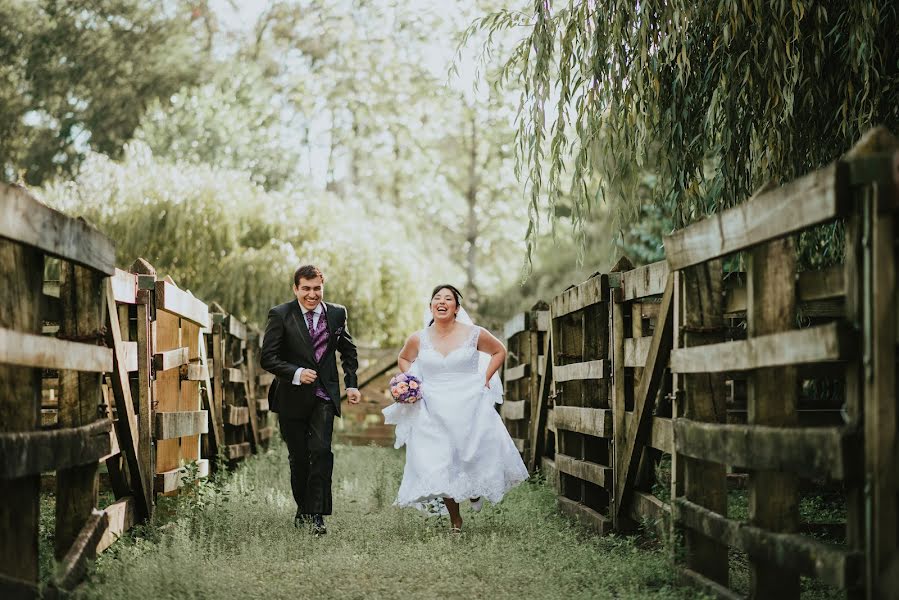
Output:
top-left (0, 184), bottom-right (270, 596)
top-left (506, 128), bottom-right (899, 598)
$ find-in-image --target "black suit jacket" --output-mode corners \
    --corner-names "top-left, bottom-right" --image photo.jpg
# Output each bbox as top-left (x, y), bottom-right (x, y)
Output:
top-left (260, 300), bottom-right (358, 418)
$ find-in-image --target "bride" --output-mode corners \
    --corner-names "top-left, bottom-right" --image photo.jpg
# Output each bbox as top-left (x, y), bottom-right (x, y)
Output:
top-left (383, 284), bottom-right (529, 532)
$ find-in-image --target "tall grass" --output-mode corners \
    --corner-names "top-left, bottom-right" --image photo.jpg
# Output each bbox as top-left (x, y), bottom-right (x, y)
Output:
top-left (79, 440), bottom-right (698, 600)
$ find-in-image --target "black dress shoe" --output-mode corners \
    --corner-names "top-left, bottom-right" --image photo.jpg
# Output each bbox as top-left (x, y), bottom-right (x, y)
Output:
top-left (311, 514), bottom-right (327, 535)
top-left (295, 514), bottom-right (312, 529)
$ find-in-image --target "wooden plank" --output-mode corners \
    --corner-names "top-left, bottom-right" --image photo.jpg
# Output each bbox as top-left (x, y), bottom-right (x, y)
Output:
top-left (225, 405), bottom-right (249, 426)
top-left (541, 457), bottom-right (558, 490)
top-left (96, 497), bottom-right (134, 554)
top-left (0, 326), bottom-right (112, 372)
top-left (628, 490), bottom-right (670, 527)
top-left (185, 362), bottom-right (209, 381)
top-left (535, 310), bottom-right (550, 332)
top-left (724, 266), bottom-right (846, 315)
top-left (0, 420), bottom-right (112, 478)
top-left (155, 410), bottom-right (209, 440)
top-left (227, 315), bottom-right (247, 340)
top-left (504, 363), bottom-right (528, 382)
top-left (256, 397), bottom-right (270, 412)
top-left (154, 459), bottom-right (210, 493)
top-left (154, 280), bottom-right (209, 326)
top-left (110, 269), bottom-right (138, 304)
top-left (557, 496), bottom-right (611, 535)
top-left (503, 312), bottom-right (526, 339)
top-left (664, 161), bottom-right (850, 270)
top-left (552, 406), bottom-right (611, 438)
top-left (614, 275), bottom-right (674, 523)
top-left (619, 261), bottom-right (668, 301)
top-left (104, 281), bottom-right (151, 520)
top-left (512, 437), bottom-right (525, 453)
top-left (553, 360), bottom-right (607, 382)
top-left (609, 257), bottom-right (631, 530)
top-left (0, 239), bottom-right (43, 586)
top-left (527, 331), bottom-right (553, 472)
top-left (501, 400), bottom-right (526, 421)
top-left (670, 322), bottom-right (850, 373)
top-left (0, 183), bottom-right (116, 273)
top-left (551, 274), bottom-right (608, 317)
top-left (53, 509), bottom-right (108, 590)
top-left (55, 263), bottom-right (104, 560)
top-left (625, 413), bottom-right (673, 453)
top-left (623, 336), bottom-right (652, 368)
top-left (259, 427), bottom-right (273, 442)
top-left (257, 371), bottom-right (275, 387)
top-left (555, 453), bottom-right (611, 487)
top-left (119, 341), bottom-right (138, 373)
top-left (225, 443), bottom-right (251, 461)
top-left (224, 367), bottom-right (245, 383)
top-left (676, 499), bottom-right (862, 590)
top-left (746, 235), bottom-right (799, 597)
top-left (153, 346), bottom-right (189, 372)
top-left (674, 420), bottom-right (853, 481)
top-left (679, 568), bottom-right (744, 600)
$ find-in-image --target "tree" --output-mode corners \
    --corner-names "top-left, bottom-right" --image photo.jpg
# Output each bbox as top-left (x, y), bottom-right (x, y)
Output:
top-left (0, 0), bottom-right (206, 184)
top-left (477, 1), bottom-right (899, 256)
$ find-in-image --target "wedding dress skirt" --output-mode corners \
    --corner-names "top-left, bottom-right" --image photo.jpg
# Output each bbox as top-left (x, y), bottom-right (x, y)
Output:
top-left (383, 326), bottom-right (529, 511)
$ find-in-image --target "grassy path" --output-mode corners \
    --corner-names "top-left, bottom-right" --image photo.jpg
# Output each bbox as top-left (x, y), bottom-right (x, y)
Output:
top-left (80, 441), bottom-right (697, 600)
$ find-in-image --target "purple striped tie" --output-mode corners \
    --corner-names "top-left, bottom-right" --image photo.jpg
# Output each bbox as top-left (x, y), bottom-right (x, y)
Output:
top-left (306, 310), bottom-right (330, 400)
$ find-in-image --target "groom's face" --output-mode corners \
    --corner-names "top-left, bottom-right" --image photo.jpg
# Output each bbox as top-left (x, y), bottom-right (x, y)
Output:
top-left (294, 276), bottom-right (324, 311)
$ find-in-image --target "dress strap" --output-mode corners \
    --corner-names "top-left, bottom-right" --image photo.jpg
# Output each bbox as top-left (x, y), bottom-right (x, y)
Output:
top-left (465, 325), bottom-right (481, 348)
top-left (419, 327), bottom-right (433, 351)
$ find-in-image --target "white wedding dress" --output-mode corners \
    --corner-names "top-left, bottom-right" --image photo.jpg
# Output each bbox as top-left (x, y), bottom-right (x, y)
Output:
top-left (383, 324), bottom-right (529, 511)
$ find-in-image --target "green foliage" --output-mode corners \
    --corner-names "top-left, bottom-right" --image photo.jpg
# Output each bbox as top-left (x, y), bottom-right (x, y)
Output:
top-left (39, 142), bottom-right (427, 344)
top-left (135, 65), bottom-right (299, 190)
top-left (478, 1), bottom-right (899, 258)
top-left (83, 442), bottom-right (695, 599)
top-left (0, 0), bottom-right (205, 184)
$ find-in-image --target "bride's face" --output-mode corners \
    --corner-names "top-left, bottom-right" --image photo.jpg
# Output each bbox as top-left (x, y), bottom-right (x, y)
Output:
top-left (430, 288), bottom-right (458, 323)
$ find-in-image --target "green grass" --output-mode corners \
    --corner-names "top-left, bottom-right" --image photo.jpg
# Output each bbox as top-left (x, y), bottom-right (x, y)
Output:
top-left (78, 440), bottom-right (699, 600)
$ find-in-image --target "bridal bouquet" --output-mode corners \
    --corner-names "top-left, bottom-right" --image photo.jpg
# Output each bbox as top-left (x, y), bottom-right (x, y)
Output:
top-left (388, 372), bottom-right (422, 404)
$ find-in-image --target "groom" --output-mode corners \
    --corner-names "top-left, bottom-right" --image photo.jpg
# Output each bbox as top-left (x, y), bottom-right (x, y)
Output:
top-left (261, 265), bottom-right (360, 535)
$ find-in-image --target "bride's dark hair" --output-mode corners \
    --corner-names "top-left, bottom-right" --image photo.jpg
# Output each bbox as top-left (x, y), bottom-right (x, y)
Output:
top-left (429, 284), bottom-right (463, 325)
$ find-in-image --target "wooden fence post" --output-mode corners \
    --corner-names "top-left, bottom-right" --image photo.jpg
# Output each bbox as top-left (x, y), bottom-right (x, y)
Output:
top-left (0, 238), bottom-right (42, 592)
top-left (55, 263), bottom-right (104, 558)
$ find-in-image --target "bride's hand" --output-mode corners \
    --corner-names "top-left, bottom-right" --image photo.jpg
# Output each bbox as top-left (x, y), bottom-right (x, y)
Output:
top-left (484, 378), bottom-right (491, 389)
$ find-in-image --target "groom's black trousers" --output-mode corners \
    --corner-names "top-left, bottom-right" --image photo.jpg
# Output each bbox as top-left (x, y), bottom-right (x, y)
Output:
top-left (279, 400), bottom-right (335, 516)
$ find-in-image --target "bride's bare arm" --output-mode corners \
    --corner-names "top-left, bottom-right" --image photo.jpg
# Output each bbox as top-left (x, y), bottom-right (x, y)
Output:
top-left (477, 328), bottom-right (506, 385)
top-left (397, 333), bottom-right (420, 373)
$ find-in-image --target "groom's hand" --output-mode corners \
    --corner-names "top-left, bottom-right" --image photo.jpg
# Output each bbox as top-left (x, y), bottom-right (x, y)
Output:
top-left (346, 388), bottom-right (362, 404)
top-left (299, 369), bottom-right (318, 385)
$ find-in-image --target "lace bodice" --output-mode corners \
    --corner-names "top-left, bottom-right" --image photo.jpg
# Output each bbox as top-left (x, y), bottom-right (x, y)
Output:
top-left (417, 325), bottom-right (480, 376)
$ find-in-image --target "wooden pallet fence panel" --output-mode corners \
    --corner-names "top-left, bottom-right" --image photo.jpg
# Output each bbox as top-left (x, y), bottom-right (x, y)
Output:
top-left (503, 312), bottom-right (527, 339)
top-left (155, 280), bottom-right (209, 327)
top-left (553, 360), bottom-right (607, 382)
top-left (675, 420), bottom-right (853, 481)
top-left (153, 346), bottom-right (189, 372)
top-left (555, 453), bottom-right (611, 487)
top-left (224, 367), bottom-right (245, 383)
top-left (0, 420), bottom-right (112, 478)
top-left (664, 161), bottom-right (850, 270)
top-left (675, 499), bottom-right (862, 590)
top-left (619, 261), bottom-right (669, 302)
top-left (670, 322), bottom-right (850, 373)
top-left (225, 405), bottom-right (250, 426)
top-left (724, 267), bottom-right (846, 316)
top-left (226, 442), bottom-right (252, 461)
top-left (257, 371), bottom-right (275, 387)
top-left (535, 310), bottom-right (550, 332)
top-left (154, 459), bottom-right (210, 493)
top-left (227, 315), bottom-right (247, 340)
top-left (110, 269), bottom-right (138, 304)
top-left (552, 274), bottom-right (608, 317)
top-left (623, 336), bottom-right (653, 368)
top-left (557, 496), bottom-right (611, 535)
top-left (504, 363), bottom-right (528, 383)
top-left (0, 183), bottom-right (116, 274)
top-left (501, 400), bottom-right (526, 421)
top-left (96, 497), bottom-right (134, 554)
top-left (155, 410), bottom-right (209, 440)
top-left (624, 413), bottom-right (673, 453)
top-left (0, 326), bottom-right (112, 372)
top-left (552, 406), bottom-right (611, 438)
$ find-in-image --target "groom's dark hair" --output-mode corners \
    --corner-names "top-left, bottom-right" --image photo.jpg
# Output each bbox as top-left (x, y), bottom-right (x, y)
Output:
top-left (294, 265), bottom-right (325, 285)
